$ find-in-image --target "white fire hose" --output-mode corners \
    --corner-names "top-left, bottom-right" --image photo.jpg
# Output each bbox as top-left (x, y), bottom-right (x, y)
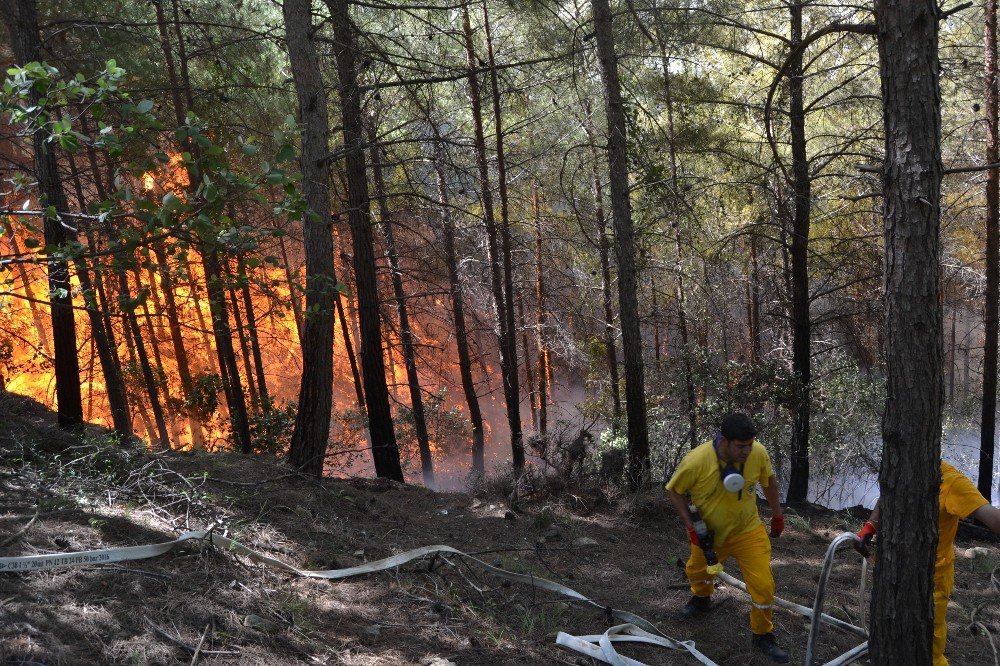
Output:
top-left (0, 528), bottom-right (871, 665)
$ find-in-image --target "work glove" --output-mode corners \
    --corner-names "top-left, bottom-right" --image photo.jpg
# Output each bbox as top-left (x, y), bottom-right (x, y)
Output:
top-left (853, 521), bottom-right (877, 558)
top-left (770, 513), bottom-right (785, 538)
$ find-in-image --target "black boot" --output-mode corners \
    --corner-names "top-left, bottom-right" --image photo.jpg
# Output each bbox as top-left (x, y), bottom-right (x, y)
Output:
top-left (679, 595), bottom-right (712, 619)
top-left (752, 632), bottom-right (790, 664)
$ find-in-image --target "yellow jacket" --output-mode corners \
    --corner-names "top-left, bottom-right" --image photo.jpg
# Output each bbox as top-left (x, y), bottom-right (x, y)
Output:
top-left (666, 441), bottom-right (774, 548)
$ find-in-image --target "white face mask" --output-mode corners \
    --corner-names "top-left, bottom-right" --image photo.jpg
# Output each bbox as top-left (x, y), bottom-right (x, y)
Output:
top-left (721, 468), bottom-right (746, 493)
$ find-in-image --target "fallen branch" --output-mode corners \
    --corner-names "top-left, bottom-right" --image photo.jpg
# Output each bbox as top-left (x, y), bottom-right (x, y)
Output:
top-left (190, 622), bottom-right (211, 666)
top-left (144, 617), bottom-right (240, 657)
top-left (205, 473), bottom-right (299, 487)
top-left (0, 506), bottom-right (40, 549)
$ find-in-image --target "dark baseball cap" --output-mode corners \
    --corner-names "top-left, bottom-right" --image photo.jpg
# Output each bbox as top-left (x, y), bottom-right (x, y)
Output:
top-left (720, 413), bottom-right (758, 441)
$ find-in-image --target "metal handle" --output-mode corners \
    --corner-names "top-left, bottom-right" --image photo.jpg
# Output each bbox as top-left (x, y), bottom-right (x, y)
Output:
top-left (805, 532), bottom-right (868, 666)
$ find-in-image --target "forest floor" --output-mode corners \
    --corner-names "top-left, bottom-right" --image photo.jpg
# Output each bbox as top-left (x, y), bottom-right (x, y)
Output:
top-left (1, 392), bottom-right (999, 666)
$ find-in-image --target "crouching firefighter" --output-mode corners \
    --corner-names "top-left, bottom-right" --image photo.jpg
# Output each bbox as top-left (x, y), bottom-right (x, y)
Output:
top-left (665, 412), bottom-right (789, 663)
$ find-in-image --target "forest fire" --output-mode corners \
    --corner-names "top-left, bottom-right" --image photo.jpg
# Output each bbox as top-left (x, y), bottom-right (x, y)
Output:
top-left (0, 197), bottom-right (502, 481)
top-left (0, 142), bottom-right (515, 485)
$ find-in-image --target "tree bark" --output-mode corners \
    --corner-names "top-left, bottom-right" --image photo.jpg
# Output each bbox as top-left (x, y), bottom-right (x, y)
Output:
top-left (656, 43), bottom-right (697, 449)
top-left (748, 233), bottom-right (762, 363)
top-left (368, 122), bottom-right (435, 486)
top-left (277, 233), bottom-right (304, 345)
top-left (283, 0), bottom-right (338, 476)
top-left (56, 146), bottom-right (134, 439)
top-left (459, 1), bottom-right (524, 470)
top-left (787, 0), bottom-right (813, 505)
top-left (519, 293), bottom-right (538, 432)
top-left (236, 254), bottom-right (270, 409)
top-left (3, 220), bottom-right (51, 358)
top-left (117, 266), bottom-right (170, 448)
top-left (151, 0), bottom-right (186, 127)
top-left (325, 0), bottom-right (404, 481)
top-left (980, 0), bottom-right (999, 503)
top-left (333, 227), bottom-right (367, 408)
top-left (480, 0), bottom-right (524, 470)
top-left (532, 183), bottom-right (549, 437)
top-left (226, 266), bottom-right (259, 411)
top-left (869, 0), bottom-right (944, 661)
top-left (582, 103), bottom-right (622, 429)
top-left (202, 249), bottom-right (253, 453)
top-left (185, 262), bottom-right (221, 378)
top-left (2, 0), bottom-right (84, 428)
top-left (591, 0), bottom-right (650, 488)
top-left (152, 244), bottom-right (206, 447)
top-left (431, 130), bottom-right (486, 474)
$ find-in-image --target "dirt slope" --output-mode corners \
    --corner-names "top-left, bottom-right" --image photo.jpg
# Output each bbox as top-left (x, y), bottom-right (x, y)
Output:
top-left (1, 393), bottom-right (998, 665)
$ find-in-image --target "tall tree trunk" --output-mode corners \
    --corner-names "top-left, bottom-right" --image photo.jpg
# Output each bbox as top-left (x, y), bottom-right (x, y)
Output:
top-left (337, 293), bottom-right (366, 408)
top-left (202, 249), bottom-right (253, 453)
top-left (459, 1), bottom-right (524, 470)
top-left (236, 255), bottom-right (270, 409)
top-left (480, 0), bottom-right (525, 470)
top-left (186, 262), bottom-right (221, 378)
top-left (117, 267), bottom-right (170, 448)
top-left (227, 271), bottom-right (259, 411)
top-left (532, 183), bottom-right (549, 437)
top-left (651, 276), bottom-right (661, 364)
top-left (152, 0), bottom-right (213, 447)
top-left (138, 285), bottom-right (183, 445)
top-left (169, 0), bottom-right (194, 113)
top-left (152, 245), bottom-right (206, 447)
top-left (151, 0), bottom-right (186, 127)
top-left (62, 151), bottom-right (133, 438)
top-left (326, 0), bottom-right (404, 481)
top-left (519, 293), bottom-right (538, 431)
top-left (79, 246), bottom-right (131, 438)
top-left (88, 232), bottom-right (123, 377)
top-left (2, 0), bottom-right (83, 428)
top-left (980, 0), bottom-right (999, 503)
top-left (749, 233), bottom-right (762, 363)
top-left (3, 220), bottom-right (51, 358)
top-left (431, 131), bottom-right (486, 474)
top-left (282, 0), bottom-right (338, 476)
top-left (786, 0), bottom-right (813, 504)
top-left (591, 0), bottom-right (650, 488)
top-left (63, 119), bottom-right (133, 439)
top-left (120, 315), bottom-right (151, 441)
top-left (583, 104), bottom-right (622, 429)
top-left (333, 227), bottom-right (367, 408)
top-left (368, 123), bottom-right (435, 486)
top-left (870, 0), bottom-right (944, 661)
top-left (656, 43), bottom-right (697, 449)
top-left (78, 119), bottom-right (135, 434)
top-left (277, 234), bottom-right (305, 345)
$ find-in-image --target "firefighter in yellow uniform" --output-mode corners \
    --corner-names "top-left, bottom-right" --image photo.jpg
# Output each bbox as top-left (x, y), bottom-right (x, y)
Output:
top-left (856, 461), bottom-right (1000, 665)
top-left (666, 413), bottom-right (789, 663)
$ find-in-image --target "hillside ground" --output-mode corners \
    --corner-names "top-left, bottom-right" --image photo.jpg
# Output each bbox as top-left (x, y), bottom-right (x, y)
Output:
top-left (1, 392), bottom-right (998, 665)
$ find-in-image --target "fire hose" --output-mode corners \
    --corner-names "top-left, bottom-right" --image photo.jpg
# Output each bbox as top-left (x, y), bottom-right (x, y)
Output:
top-left (0, 528), bottom-right (871, 665)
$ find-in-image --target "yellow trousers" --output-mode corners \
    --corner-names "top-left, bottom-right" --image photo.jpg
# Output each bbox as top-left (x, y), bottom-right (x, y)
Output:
top-left (933, 563), bottom-right (954, 666)
top-left (685, 523), bottom-right (775, 635)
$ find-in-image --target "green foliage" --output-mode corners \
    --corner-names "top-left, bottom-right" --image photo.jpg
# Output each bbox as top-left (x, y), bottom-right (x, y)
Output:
top-left (186, 372), bottom-right (225, 420)
top-left (2, 60), bottom-right (302, 266)
top-left (248, 397), bottom-right (297, 455)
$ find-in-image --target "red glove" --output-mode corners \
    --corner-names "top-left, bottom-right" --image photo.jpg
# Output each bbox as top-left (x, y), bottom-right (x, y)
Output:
top-left (770, 514), bottom-right (785, 537)
top-left (687, 527), bottom-right (700, 546)
top-left (854, 521), bottom-right (877, 557)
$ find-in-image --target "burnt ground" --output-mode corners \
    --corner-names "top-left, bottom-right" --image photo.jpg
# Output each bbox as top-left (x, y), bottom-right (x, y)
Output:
top-left (0, 392), bottom-right (998, 666)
